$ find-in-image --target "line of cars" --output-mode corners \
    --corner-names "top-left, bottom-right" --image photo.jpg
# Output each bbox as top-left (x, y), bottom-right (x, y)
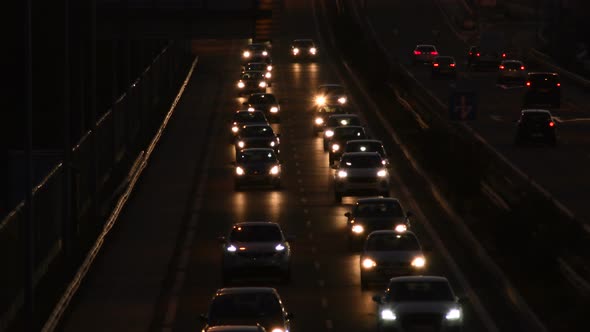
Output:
top-left (412, 43), bottom-right (560, 146)
top-left (312, 84), bottom-right (465, 331)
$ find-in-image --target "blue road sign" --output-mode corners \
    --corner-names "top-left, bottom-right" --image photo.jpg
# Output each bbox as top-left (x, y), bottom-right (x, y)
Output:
top-left (449, 90), bottom-right (477, 121)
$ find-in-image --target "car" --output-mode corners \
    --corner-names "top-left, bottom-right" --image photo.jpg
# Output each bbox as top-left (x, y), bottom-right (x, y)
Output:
top-left (220, 222), bottom-right (292, 283)
top-left (431, 56), bottom-right (456, 78)
top-left (524, 72), bottom-right (561, 107)
top-left (360, 230), bottom-right (426, 289)
top-left (344, 197), bottom-right (413, 248)
top-left (312, 105), bottom-right (348, 135)
top-left (372, 276), bottom-right (463, 332)
top-left (343, 139), bottom-right (389, 166)
top-left (323, 114), bottom-right (362, 151)
top-left (237, 71), bottom-right (268, 95)
top-left (497, 60), bottom-right (526, 84)
top-left (314, 84), bottom-right (348, 108)
top-left (333, 152), bottom-right (390, 203)
top-left (242, 43), bottom-right (270, 63)
top-left (235, 124), bottom-right (280, 155)
top-left (290, 39), bottom-right (318, 59)
top-left (328, 126), bottom-right (367, 165)
top-left (242, 62), bottom-right (273, 85)
top-left (514, 109), bottom-right (556, 146)
top-left (230, 110), bottom-right (269, 140)
top-left (234, 148), bottom-right (281, 190)
top-left (468, 32), bottom-right (508, 69)
top-left (413, 45), bottom-right (438, 64)
top-left (200, 287), bottom-right (293, 332)
top-left (205, 325), bottom-right (266, 332)
top-left (244, 93), bottom-right (281, 122)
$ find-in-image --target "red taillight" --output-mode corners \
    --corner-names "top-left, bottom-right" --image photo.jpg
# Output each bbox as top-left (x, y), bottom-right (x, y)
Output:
top-left (549, 121), bottom-right (555, 127)
top-left (431, 51), bottom-right (439, 55)
top-left (468, 52), bottom-right (472, 55)
top-left (414, 50), bottom-right (421, 55)
top-left (556, 83), bottom-right (561, 87)
top-left (502, 53), bottom-right (507, 58)
top-left (476, 53), bottom-right (480, 56)
top-left (526, 81), bottom-right (531, 87)
top-left (520, 66), bottom-right (525, 70)
top-left (499, 65), bottom-right (505, 70)
top-left (433, 63), bottom-right (439, 67)
top-left (450, 63), bottom-right (456, 67)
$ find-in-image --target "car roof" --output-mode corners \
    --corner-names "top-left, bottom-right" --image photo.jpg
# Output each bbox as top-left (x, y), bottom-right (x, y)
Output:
top-left (216, 287), bottom-right (278, 296)
top-left (416, 44), bottom-right (436, 48)
top-left (389, 275), bottom-right (450, 283)
top-left (328, 114), bottom-right (359, 119)
top-left (346, 139), bottom-right (382, 144)
top-left (319, 83), bottom-right (344, 88)
top-left (235, 109), bottom-right (264, 114)
top-left (356, 197), bottom-right (401, 204)
top-left (245, 62), bottom-right (268, 66)
top-left (249, 93), bottom-right (276, 98)
top-left (521, 109), bottom-right (552, 115)
top-left (233, 221), bottom-right (280, 227)
top-left (501, 59), bottom-right (523, 64)
top-left (207, 326), bottom-right (265, 332)
top-left (293, 38), bottom-right (313, 42)
top-left (341, 151), bottom-right (381, 158)
top-left (243, 70), bottom-right (265, 74)
top-left (527, 71), bottom-right (558, 76)
top-left (239, 148), bottom-right (276, 153)
top-left (241, 123), bottom-right (272, 128)
top-left (367, 230), bottom-right (418, 238)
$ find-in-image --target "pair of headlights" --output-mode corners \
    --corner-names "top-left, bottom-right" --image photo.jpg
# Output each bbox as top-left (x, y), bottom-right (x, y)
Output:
top-left (226, 243), bottom-right (285, 252)
top-left (380, 308), bottom-right (461, 321)
top-left (237, 81), bottom-right (267, 88)
top-left (237, 141), bottom-right (277, 149)
top-left (337, 169), bottom-right (388, 178)
top-left (361, 256), bottom-right (425, 269)
top-left (292, 47), bottom-right (317, 54)
top-left (235, 165), bottom-right (280, 176)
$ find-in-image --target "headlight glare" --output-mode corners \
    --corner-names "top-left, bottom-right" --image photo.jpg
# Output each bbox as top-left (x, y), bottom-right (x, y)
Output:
top-left (243, 51), bottom-right (250, 58)
top-left (262, 51), bottom-right (268, 56)
top-left (394, 224), bottom-right (407, 233)
top-left (247, 107), bottom-right (255, 112)
top-left (231, 126), bottom-right (239, 133)
top-left (293, 48), bottom-right (299, 54)
top-left (445, 308), bottom-right (461, 320)
top-left (411, 256), bottom-right (426, 268)
top-left (235, 167), bottom-right (245, 176)
top-left (270, 141), bottom-right (276, 147)
top-left (265, 72), bottom-right (272, 78)
top-left (259, 81), bottom-right (267, 88)
top-left (226, 245), bottom-right (237, 252)
top-left (338, 97), bottom-right (347, 104)
top-left (332, 144), bottom-right (340, 151)
top-left (316, 96), bottom-right (326, 105)
top-left (310, 47), bottom-right (317, 54)
top-left (270, 165), bottom-right (280, 175)
top-left (271, 328), bottom-right (284, 332)
top-left (267, 65), bottom-right (273, 71)
top-left (270, 106), bottom-right (279, 113)
top-left (275, 243), bottom-right (285, 251)
top-left (237, 141), bottom-right (245, 148)
top-left (237, 81), bottom-right (245, 88)
top-left (325, 130), bottom-right (334, 137)
top-left (315, 117), bottom-right (324, 125)
top-left (351, 224), bottom-right (364, 233)
top-left (337, 170), bottom-right (347, 178)
top-left (380, 309), bottom-right (396, 321)
top-left (377, 169), bottom-right (387, 177)
top-left (362, 258), bottom-right (376, 269)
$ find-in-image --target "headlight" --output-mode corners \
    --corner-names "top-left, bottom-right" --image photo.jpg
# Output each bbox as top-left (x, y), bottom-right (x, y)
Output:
top-left (316, 96), bottom-right (326, 105)
top-left (270, 106), bottom-right (279, 113)
top-left (267, 65), bottom-right (273, 71)
top-left (332, 144), bottom-right (340, 151)
top-left (340, 120), bottom-right (349, 125)
top-left (270, 141), bottom-right (276, 147)
top-left (235, 167), bottom-right (245, 176)
top-left (362, 258), bottom-right (376, 269)
top-left (377, 169), bottom-right (387, 177)
top-left (265, 72), bottom-right (272, 79)
top-left (226, 244), bottom-right (237, 252)
top-left (292, 48), bottom-right (299, 54)
top-left (315, 117), bottom-right (324, 125)
top-left (351, 224), bottom-right (364, 233)
top-left (270, 165), bottom-right (280, 175)
top-left (325, 130), bottom-right (334, 137)
top-left (275, 243), bottom-right (285, 251)
top-left (338, 97), bottom-right (347, 104)
top-left (271, 329), bottom-right (284, 332)
top-left (237, 81), bottom-right (245, 88)
top-left (310, 47), bottom-right (317, 54)
top-left (237, 141), bottom-right (245, 148)
top-left (445, 308), bottom-right (462, 320)
top-left (394, 224), bottom-right (407, 233)
top-left (259, 81), bottom-right (267, 88)
top-left (243, 51), bottom-right (250, 58)
top-left (231, 126), bottom-right (239, 133)
top-left (380, 309), bottom-right (396, 321)
top-left (247, 107), bottom-right (255, 112)
top-left (337, 170), bottom-right (347, 178)
top-left (411, 256), bottom-right (426, 268)
top-left (262, 51), bottom-right (268, 56)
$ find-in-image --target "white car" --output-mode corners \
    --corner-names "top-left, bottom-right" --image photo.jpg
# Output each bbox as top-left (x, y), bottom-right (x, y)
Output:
top-left (323, 114), bottom-right (362, 151)
top-left (220, 222), bottom-right (292, 283)
top-left (498, 59), bottom-right (527, 84)
top-left (373, 276), bottom-right (463, 332)
top-left (333, 152), bottom-right (390, 202)
top-left (314, 83), bottom-right (348, 107)
top-left (360, 230), bottom-right (426, 289)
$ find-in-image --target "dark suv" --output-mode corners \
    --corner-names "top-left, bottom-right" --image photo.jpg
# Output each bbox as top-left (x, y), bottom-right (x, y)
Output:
top-left (515, 109), bottom-right (556, 146)
top-left (524, 72), bottom-right (560, 107)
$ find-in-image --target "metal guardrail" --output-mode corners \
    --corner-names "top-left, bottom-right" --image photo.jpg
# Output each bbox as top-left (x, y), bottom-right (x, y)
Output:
top-left (0, 40), bottom-right (193, 331)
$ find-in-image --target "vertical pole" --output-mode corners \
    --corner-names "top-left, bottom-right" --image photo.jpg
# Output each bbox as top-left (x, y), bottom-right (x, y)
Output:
top-left (62, 0), bottom-right (72, 262)
top-left (24, 0), bottom-right (35, 329)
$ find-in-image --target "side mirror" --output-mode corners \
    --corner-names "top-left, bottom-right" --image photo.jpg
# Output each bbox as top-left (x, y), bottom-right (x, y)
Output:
top-left (344, 212), bottom-right (351, 218)
top-left (372, 295), bottom-right (382, 303)
top-left (286, 312), bottom-right (294, 320)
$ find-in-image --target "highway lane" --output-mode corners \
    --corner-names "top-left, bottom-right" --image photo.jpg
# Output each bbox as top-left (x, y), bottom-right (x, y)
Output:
top-left (361, 0), bottom-right (590, 223)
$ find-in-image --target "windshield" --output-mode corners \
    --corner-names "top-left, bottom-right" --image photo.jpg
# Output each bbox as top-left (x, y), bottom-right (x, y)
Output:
top-left (293, 40), bottom-right (314, 47)
top-left (234, 112), bottom-right (266, 123)
top-left (435, 57), bottom-right (454, 64)
top-left (503, 62), bottom-right (522, 69)
top-left (366, 233), bottom-right (420, 251)
top-left (327, 117), bottom-right (361, 127)
top-left (317, 106), bottom-right (345, 114)
top-left (529, 74), bottom-right (559, 87)
top-left (208, 292), bottom-right (283, 325)
top-left (245, 63), bottom-right (266, 71)
top-left (522, 112), bottom-right (551, 123)
top-left (319, 86), bottom-right (346, 95)
top-left (417, 46), bottom-right (436, 52)
top-left (241, 72), bottom-right (264, 80)
top-left (340, 155), bottom-right (382, 168)
top-left (237, 150), bottom-right (277, 163)
top-left (387, 280), bottom-right (454, 302)
top-left (345, 142), bottom-right (384, 154)
top-left (333, 127), bottom-right (365, 139)
top-left (247, 44), bottom-right (266, 51)
top-left (248, 94), bottom-right (277, 104)
top-left (229, 224), bottom-right (282, 242)
top-left (354, 200), bottom-right (403, 217)
top-left (240, 126), bottom-right (275, 137)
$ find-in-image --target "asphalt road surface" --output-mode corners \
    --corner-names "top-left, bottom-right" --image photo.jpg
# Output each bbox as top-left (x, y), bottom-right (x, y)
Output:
top-left (59, 0), bottom-right (550, 331)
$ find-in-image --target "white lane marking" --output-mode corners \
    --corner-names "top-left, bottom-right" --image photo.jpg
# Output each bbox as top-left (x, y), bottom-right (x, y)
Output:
top-left (489, 114), bottom-right (504, 122)
top-left (326, 319), bottom-right (333, 329)
top-left (314, 261), bottom-right (321, 271)
top-left (321, 297), bottom-right (328, 308)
